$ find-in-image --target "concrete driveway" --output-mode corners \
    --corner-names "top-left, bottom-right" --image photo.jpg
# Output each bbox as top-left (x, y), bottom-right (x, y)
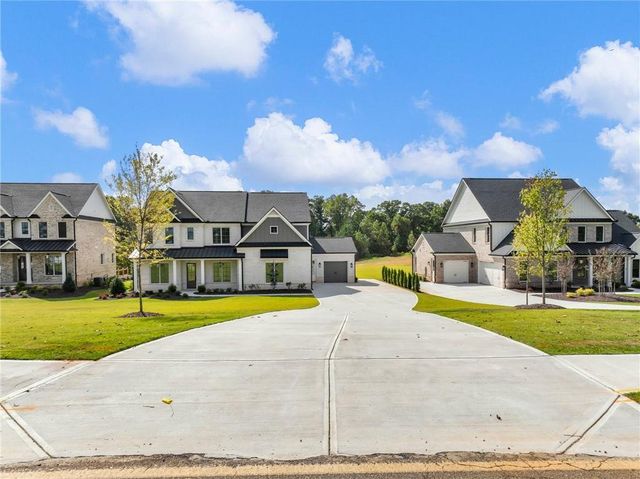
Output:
top-left (1, 281), bottom-right (638, 465)
top-left (421, 282), bottom-right (640, 310)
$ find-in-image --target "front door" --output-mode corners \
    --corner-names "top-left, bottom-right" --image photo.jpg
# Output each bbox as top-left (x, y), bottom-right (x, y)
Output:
top-left (186, 263), bottom-right (197, 289)
top-left (17, 256), bottom-right (27, 282)
top-left (573, 257), bottom-right (589, 286)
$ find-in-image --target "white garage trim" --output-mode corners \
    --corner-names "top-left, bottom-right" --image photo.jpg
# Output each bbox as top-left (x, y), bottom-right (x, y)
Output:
top-left (443, 260), bottom-right (469, 283)
top-left (312, 253), bottom-right (355, 283)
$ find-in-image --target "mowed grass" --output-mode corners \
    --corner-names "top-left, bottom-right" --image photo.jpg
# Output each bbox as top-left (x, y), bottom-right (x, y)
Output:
top-left (356, 253), bottom-right (412, 280)
top-left (625, 391), bottom-right (640, 403)
top-left (0, 291), bottom-right (318, 360)
top-left (413, 292), bottom-right (640, 355)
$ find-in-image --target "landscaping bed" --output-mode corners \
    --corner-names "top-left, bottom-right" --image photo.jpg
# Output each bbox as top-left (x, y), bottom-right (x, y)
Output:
top-left (544, 292), bottom-right (640, 303)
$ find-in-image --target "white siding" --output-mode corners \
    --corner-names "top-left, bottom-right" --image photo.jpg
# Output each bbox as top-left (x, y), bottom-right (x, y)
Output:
top-left (79, 186), bottom-right (114, 220)
top-left (312, 253), bottom-right (356, 283)
top-left (567, 190), bottom-right (610, 219)
top-left (149, 223), bottom-right (242, 249)
top-left (238, 246), bottom-right (311, 289)
top-left (445, 182), bottom-right (490, 225)
top-left (491, 222), bottom-right (516, 249)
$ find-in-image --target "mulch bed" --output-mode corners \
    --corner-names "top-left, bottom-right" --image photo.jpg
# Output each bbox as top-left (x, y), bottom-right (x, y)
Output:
top-left (544, 293), bottom-right (640, 303)
top-left (119, 312), bottom-right (163, 318)
top-left (515, 304), bottom-right (565, 309)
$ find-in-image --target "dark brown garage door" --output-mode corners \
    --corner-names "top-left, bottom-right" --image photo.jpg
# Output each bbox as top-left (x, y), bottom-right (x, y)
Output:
top-left (324, 261), bottom-right (348, 283)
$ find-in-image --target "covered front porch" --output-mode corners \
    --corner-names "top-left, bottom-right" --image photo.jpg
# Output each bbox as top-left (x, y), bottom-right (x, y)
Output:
top-left (133, 247), bottom-right (245, 293)
top-left (0, 239), bottom-right (76, 286)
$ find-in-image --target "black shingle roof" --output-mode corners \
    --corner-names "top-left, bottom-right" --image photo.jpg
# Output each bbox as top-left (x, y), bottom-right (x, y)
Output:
top-left (163, 246), bottom-right (244, 259)
top-left (461, 178), bottom-right (581, 222)
top-left (420, 232), bottom-right (475, 254)
top-left (0, 183), bottom-right (98, 217)
top-left (171, 191), bottom-right (311, 224)
top-left (1, 238), bottom-right (76, 252)
top-left (311, 237), bottom-right (357, 254)
top-left (490, 231), bottom-right (515, 256)
top-left (567, 243), bottom-right (634, 256)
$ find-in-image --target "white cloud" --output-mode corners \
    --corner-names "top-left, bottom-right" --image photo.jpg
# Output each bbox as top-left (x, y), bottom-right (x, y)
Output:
top-left (535, 119), bottom-right (559, 135)
top-left (499, 113), bottom-right (522, 130)
top-left (474, 132), bottom-right (542, 170)
top-left (87, 0), bottom-right (275, 86)
top-left (435, 111), bottom-right (465, 140)
top-left (243, 112), bottom-right (389, 186)
top-left (34, 107), bottom-right (109, 149)
top-left (323, 34), bottom-right (382, 83)
top-left (141, 139), bottom-right (242, 191)
top-left (597, 124), bottom-right (640, 174)
top-left (392, 139), bottom-right (468, 178)
top-left (51, 172), bottom-right (83, 183)
top-left (100, 159), bottom-right (117, 182)
top-left (540, 41), bottom-right (640, 127)
top-left (1, 50), bottom-right (17, 100)
top-left (356, 181), bottom-right (457, 208)
top-left (599, 176), bottom-right (623, 191)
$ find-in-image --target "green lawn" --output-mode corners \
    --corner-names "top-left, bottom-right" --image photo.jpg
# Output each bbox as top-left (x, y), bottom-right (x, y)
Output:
top-left (0, 291), bottom-right (318, 360)
top-left (413, 292), bottom-right (640, 355)
top-left (356, 253), bottom-right (412, 280)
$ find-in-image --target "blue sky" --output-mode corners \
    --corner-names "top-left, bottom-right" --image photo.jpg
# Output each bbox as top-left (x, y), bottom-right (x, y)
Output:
top-left (2, 1), bottom-right (638, 211)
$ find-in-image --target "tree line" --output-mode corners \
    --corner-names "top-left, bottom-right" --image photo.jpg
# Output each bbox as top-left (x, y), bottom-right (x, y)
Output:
top-left (309, 194), bottom-right (451, 257)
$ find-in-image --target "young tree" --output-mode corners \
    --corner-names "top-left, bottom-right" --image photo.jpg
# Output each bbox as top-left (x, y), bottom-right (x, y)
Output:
top-left (107, 148), bottom-right (177, 315)
top-left (556, 252), bottom-right (574, 294)
top-left (593, 247), bottom-right (625, 294)
top-left (512, 170), bottom-right (569, 304)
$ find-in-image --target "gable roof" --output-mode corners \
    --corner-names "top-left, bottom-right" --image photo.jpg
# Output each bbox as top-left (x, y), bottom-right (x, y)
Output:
top-left (0, 183), bottom-right (98, 217)
top-left (419, 232), bottom-right (475, 254)
top-left (311, 237), bottom-right (357, 254)
top-left (236, 207), bottom-right (311, 246)
top-left (170, 191), bottom-right (311, 223)
top-left (609, 210), bottom-right (640, 248)
top-left (458, 178), bottom-right (581, 222)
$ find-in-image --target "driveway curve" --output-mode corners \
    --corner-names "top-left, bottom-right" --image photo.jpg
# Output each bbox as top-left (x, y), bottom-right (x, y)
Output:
top-left (1, 281), bottom-right (638, 465)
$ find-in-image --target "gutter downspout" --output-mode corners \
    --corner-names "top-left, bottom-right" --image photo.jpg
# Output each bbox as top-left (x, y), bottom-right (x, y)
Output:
top-left (73, 218), bottom-right (78, 284)
top-left (502, 257), bottom-right (507, 289)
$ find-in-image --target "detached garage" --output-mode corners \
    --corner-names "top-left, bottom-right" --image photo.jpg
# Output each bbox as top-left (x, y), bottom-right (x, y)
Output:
top-left (311, 237), bottom-right (357, 283)
top-left (411, 232), bottom-right (477, 284)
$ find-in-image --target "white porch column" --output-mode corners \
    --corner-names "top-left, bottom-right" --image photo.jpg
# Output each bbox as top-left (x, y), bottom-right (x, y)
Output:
top-left (60, 253), bottom-right (66, 281)
top-left (200, 259), bottom-right (206, 287)
top-left (172, 259), bottom-right (178, 286)
top-left (588, 257), bottom-right (593, 287)
top-left (237, 258), bottom-right (243, 291)
top-left (133, 260), bottom-right (139, 293)
top-left (25, 252), bottom-right (32, 284)
top-left (625, 256), bottom-right (632, 286)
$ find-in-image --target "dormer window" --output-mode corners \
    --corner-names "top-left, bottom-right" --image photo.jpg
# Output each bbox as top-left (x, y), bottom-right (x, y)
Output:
top-left (595, 225), bottom-right (604, 242)
top-left (0, 222), bottom-right (5, 239)
top-left (577, 226), bottom-right (586, 242)
top-left (270, 225), bottom-right (278, 235)
top-left (21, 221), bottom-right (29, 235)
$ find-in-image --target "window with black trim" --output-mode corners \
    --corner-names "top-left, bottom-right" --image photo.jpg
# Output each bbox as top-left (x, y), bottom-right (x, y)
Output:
top-left (485, 226), bottom-right (490, 244)
top-left (472, 228), bottom-right (476, 243)
top-left (0, 222), bottom-right (4, 239)
top-left (45, 255), bottom-right (62, 275)
top-left (39, 222), bottom-right (48, 239)
top-left (213, 227), bottom-right (230, 244)
top-left (595, 226), bottom-right (604, 242)
top-left (21, 221), bottom-right (29, 235)
top-left (58, 222), bottom-right (67, 238)
top-left (270, 225), bottom-right (278, 235)
top-left (265, 262), bottom-right (284, 284)
top-left (186, 227), bottom-right (194, 240)
top-left (633, 259), bottom-right (640, 278)
top-left (213, 262), bottom-right (232, 282)
top-left (577, 226), bottom-right (586, 242)
top-left (150, 263), bottom-right (169, 283)
top-left (165, 227), bottom-right (174, 245)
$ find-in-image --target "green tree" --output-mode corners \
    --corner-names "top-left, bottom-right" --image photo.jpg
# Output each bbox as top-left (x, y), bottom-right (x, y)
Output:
top-left (309, 195), bottom-right (327, 237)
top-left (512, 170), bottom-right (569, 304)
top-left (106, 148), bottom-right (177, 315)
top-left (391, 214), bottom-right (412, 253)
top-left (323, 194), bottom-right (364, 236)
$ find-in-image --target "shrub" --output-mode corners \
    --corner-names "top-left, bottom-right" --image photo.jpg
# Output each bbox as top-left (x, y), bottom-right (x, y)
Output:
top-left (632, 279), bottom-right (640, 288)
top-left (297, 283), bottom-right (307, 290)
top-left (15, 281), bottom-right (26, 292)
top-left (576, 287), bottom-right (595, 296)
top-left (18, 291), bottom-right (29, 298)
top-left (182, 293), bottom-right (189, 298)
top-left (197, 284), bottom-right (206, 294)
top-left (566, 292), bottom-right (578, 298)
top-left (110, 277), bottom-right (126, 296)
top-left (62, 273), bottom-right (77, 293)
top-left (123, 279), bottom-right (134, 291)
top-left (167, 283), bottom-right (177, 294)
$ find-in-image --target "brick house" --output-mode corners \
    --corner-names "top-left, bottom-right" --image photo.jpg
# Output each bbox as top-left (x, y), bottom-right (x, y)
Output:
top-left (0, 183), bottom-right (116, 287)
top-left (411, 178), bottom-right (638, 288)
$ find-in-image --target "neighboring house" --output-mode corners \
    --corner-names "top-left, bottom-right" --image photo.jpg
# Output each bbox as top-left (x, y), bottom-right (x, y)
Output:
top-left (0, 183), bottom-right (116, 287)
top-left (132, 190), bottom-right (357, 292)
top-left (412, 178), bottom-right (638, 288)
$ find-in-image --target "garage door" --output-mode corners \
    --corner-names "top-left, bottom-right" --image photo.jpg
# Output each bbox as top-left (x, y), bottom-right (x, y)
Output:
top-left (324, 261), bottom-right (348, 283)
top-left (443, 260), bottom-right (469, 283)
top-left (478, 261), bottom-right (503, 287)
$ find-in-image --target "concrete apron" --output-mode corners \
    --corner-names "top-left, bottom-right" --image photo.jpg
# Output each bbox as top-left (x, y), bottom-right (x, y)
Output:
top-left (1, 280), bottom-right (638, 465)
